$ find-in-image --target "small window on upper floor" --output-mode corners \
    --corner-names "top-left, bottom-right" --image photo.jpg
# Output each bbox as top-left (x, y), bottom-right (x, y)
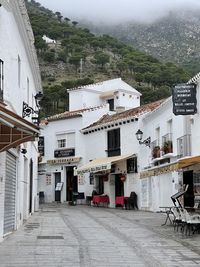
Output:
top-left (18, 55), bottom-right (21, 88)
top-left (107, 98), bottom-right (114, 111)
top-left (57, 139), bottom-right (66, 148)
top-left (27, 77), bottom-right (30, 104)
top-left (0, 59), bottom-right (4, 101)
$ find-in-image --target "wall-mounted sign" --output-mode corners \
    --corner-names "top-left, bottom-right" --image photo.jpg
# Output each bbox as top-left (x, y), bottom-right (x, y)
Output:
top-left (172, 83), bottom-right (197, 115)
top-left (54, 148), bottom-right (75, 158)
top-left (47, 157), bottom-right (81, 165)
top-left (38, 136), bottom-right (45, 156)
top-left (46, 173), bottom-right (51, 185)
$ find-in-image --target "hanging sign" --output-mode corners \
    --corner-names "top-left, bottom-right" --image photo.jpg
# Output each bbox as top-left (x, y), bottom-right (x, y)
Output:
top-left (172, 83), bottom-right (197, 115)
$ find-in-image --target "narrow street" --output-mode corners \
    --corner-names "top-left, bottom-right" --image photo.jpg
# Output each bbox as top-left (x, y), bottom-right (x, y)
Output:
top-left (0, 205), bottom-right (200, 267)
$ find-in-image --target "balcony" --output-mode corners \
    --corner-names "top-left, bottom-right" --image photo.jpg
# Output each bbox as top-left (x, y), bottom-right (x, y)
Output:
top-left (107, 147), bottom-right (121, 157)
top-left (161, 133), bottom-right (173, 155)
top-left (177, 134), bottom-right (191, 158)
top-left (151, 140), bottom-right (161, 159)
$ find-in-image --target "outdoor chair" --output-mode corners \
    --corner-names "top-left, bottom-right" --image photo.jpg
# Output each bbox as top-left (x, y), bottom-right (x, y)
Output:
top-left (77, 192), bottom-right (85, 204)
top-left (182, 208), bottom-right (200, 236)
top-left (125, 192), bottom-right (138, 210)
top-left (171, 207), bottom-right (182, 232)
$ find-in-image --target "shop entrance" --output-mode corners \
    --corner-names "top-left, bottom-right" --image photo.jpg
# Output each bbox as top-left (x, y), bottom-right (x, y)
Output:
top-left (66, 167), bottom-right (77, 201)
top-left (115, 174), bottom-right (124, 197)
top-left (55, 172), bottom-right (61, 202)
top-left (183, 170), bottom-right (194, 207)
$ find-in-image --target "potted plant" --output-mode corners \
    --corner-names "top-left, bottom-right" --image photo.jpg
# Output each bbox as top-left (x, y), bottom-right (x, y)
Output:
top-left (162, 140), bottom-right (173, 154)
top-left (152, 146), bottom-right (160, 158)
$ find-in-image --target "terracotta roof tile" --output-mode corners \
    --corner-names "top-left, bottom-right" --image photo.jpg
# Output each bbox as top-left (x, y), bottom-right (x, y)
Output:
top-left (82, 99), bottom-right (166, 130)
top-left (46, 105), bottom-right (106, 122)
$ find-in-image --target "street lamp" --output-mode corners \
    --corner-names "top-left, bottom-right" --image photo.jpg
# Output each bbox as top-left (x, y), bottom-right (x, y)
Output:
top-left (22, 92), bottom-right (43, 125)
top-left (135, 129), bottom-right (151, 147)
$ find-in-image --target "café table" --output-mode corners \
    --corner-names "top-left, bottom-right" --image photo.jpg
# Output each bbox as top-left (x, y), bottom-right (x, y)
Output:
top-left (93, 195), bottom-right (109, 207)
top-left (159, 206), bottom-right (174, 226)
top-left (116, 196), bottom-right (128, 208)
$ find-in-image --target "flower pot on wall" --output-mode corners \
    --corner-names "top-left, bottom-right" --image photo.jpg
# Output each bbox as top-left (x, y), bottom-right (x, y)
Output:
top-left (120, 175), bottom-right (126, 182)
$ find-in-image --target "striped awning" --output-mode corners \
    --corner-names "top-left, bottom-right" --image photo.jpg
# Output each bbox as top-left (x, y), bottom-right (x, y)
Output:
top-left (0, 104), bottom-right (39, 152)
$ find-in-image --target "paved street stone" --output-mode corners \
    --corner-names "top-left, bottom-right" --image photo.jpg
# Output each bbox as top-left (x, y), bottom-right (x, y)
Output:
top-left (0, 204), bottom-right (200, 266)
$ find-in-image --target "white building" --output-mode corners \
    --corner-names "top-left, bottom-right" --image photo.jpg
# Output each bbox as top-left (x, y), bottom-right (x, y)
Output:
top-left (0, 0), bottom-right (42, 241)
top-left (38, 78), bottom-right (141, 204)
top-left (42, 35), bottom-right (56, 44)
top-left (139, 76), bottom-right (200, 212)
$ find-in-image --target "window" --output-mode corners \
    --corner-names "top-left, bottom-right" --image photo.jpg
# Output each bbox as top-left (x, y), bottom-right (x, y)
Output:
top-left (107, 128), bottom-right (121, 157)
top-left (27, 77), bottom-right (29, 104)
top-left (18, 55), bottom-right (21, 87)
top-left (107, 99), bottom-right (114, 111)
top-left (127, 157), bottom-right (138, 173)
top-left (0, 59), bottom-right (4, 101)
top-left (57, 139), bottom-right (66, 148)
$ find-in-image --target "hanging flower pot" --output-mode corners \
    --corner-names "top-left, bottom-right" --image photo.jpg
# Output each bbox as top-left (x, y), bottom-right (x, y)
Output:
top-left (120, 175), bottom-right (126, 182)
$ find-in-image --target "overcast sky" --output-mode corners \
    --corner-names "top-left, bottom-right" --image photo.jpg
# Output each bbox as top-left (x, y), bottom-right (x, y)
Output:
top-left (38, 0), bottom-right (200, 24)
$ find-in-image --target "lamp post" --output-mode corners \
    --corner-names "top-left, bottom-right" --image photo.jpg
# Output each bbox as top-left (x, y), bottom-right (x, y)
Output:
top-left (22, 92), bottom-right (43, 125)
top-left (135, 129), bottom-right (151, 147)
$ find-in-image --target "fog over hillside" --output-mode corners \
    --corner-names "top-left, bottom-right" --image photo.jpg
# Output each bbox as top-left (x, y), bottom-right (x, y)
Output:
top-left (38, 0), bottom-right (200, 24)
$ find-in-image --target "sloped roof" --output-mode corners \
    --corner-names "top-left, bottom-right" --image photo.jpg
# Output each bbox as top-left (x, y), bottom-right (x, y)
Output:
top-left (68, 78), bottom-right (141, 96)
top-left (44, 105), bottom-right (107, 122)
top-left (82, 99), bottom-right (166, 131)
top-left (187, 72), bottom-right (200, 85)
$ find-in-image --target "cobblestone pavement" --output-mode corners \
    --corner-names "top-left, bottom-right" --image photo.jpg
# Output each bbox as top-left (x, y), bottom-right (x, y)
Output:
top-left (0, 204), bottom-right (200, 266)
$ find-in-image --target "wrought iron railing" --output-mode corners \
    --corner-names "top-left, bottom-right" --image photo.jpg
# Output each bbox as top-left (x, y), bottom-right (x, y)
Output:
top-left (162, 133), bottom-right (173, 154)
top-left (177, 134), bottom-right (191, 158)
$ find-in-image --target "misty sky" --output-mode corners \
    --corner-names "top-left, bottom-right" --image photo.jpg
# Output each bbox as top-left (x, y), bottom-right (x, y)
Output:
top-left (38, 0), bottom-right (200, 24)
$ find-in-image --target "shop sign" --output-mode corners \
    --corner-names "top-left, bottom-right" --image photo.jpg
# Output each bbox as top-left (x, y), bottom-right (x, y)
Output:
top-left (140, 163), bottom-right (179, 178)
top-left (38, 136), bottom-right (45, 156)
top-left (54, 148), bottom-right (75, 158)
top-left (172, 83), bottom-right (197, 115)
top-left (47, 157), bottom-right (81, 165)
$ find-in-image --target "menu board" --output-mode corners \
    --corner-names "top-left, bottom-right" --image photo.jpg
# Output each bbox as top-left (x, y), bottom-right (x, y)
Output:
top-left (172, 83), bottom-right (197, 115)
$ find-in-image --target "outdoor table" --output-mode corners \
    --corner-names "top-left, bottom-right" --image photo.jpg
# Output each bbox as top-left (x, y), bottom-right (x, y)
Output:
top-left (116, 196), bottom-right (128, 208)
top-left (159, 206), bottom-right (174, 226)
top-left (93, 195), bottom-right (109, 207)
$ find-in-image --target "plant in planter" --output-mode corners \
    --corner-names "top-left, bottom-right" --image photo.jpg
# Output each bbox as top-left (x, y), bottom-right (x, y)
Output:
top-left (162, 140), bottom-right (173, 154)
top-left (152, 146), bottom-right (160, 158)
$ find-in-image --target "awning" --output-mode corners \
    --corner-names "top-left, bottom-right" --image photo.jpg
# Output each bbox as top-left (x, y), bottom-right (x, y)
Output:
top-left (178, 155), bottom-right (200, 168)
top-left (140, 155), bottom-right (200, 178)
top-left (0, 104), bottom-right (40, 152)
top-left (100, 90), bottom-right (117, 99)
top-left (75, 154), bottom-right (133, 175)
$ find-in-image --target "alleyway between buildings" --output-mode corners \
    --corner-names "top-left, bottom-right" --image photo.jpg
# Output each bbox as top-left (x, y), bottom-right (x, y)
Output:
top-left (0, 204), bottom-right (200, 267)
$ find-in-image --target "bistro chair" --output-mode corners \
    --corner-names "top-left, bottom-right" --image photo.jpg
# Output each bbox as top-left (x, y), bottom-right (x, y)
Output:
top-left (125, 192), bottom-right (138, 210)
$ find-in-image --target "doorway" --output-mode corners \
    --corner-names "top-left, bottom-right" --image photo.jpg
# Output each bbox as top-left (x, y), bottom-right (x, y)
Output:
top-left (55, 172), bottom-right (61, 202)
top-left (29, 159), bottom-right (33, 213)
top-left (183, 170), bottom-right (194, 207)
top-left (115, 174), bottom-right (124, 197)
top-left (66, 167), bottom-right (77, 201)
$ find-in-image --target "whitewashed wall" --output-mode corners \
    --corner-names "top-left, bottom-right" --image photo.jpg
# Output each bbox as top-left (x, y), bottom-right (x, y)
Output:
top-left (0, 1), bottom-right (41, 240)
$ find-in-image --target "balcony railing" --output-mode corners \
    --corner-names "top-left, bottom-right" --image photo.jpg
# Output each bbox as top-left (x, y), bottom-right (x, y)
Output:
top-left (162, 133), bottom-right (173, 155)
top-left (107, 147), bottom-right (121, 157)
top-left (177, 134), bottom-right (191, 158)
top-left (151, 139), bottom-right (161, 159)
top-left (0, 59), bottom-right (4, 101)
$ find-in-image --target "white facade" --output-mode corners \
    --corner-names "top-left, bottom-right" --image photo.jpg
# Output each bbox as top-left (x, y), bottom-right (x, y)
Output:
top-left (38, 79), bottom-right (142, 204)
top-left (0, 0), bottom-right (42, 241)
top-left (42, 35), bottom-right (56, 44)
top-left (69, 78), bottom-right (141, 112)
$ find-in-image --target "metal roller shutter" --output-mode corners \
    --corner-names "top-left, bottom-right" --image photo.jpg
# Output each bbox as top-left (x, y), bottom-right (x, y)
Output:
top-left (4, 152), bottom-right (16, 235)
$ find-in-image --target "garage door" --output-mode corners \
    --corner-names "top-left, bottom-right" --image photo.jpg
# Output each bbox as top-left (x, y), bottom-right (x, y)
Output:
top-left (4, 152), bottom-right (16, 235)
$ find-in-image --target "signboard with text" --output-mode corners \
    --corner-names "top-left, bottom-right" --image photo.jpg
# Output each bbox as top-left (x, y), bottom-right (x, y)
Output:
top-left (172, 83), bottom-right (197, 115)
top-left (54, 148), bottom-right (75, 158)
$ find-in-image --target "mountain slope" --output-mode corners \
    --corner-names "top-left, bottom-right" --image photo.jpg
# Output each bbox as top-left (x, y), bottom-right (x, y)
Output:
top-left (83, 10), bottom-right (200, 75)
top-left (26, 1), bottom-right (190, 117)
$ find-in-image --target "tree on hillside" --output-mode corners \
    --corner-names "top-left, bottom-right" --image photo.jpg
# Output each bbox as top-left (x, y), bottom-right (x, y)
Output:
top-left (72, 21), bottom-right (78, 27)
top-left (94, 52), bottom-right (110, 68)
